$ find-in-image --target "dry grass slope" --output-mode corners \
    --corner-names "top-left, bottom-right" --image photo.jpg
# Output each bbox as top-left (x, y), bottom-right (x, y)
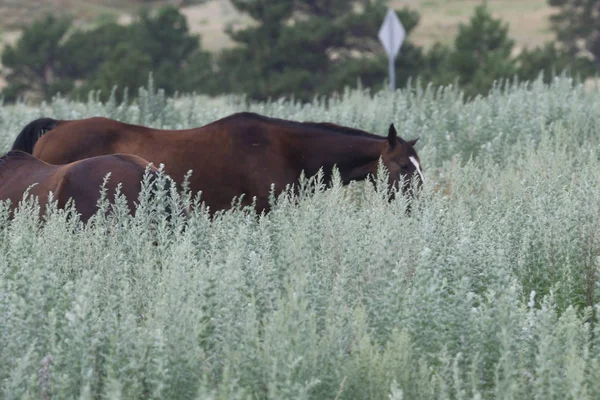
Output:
top-left (0, 0), bottom-right (136, 30)
top-left (0, 0), bottom-right (565, 89)
top-left (393, 0), bottom-right (556, 52)
top-left (0, 0), bottom-right (557, 52)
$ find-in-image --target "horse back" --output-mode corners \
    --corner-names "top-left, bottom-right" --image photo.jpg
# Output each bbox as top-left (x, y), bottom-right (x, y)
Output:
top-left (54, 154), bottom-right (156, 218)
top-left (33, 117), bottom-right (153, 165)
top-left (0, 151), bottom-right (64, 213)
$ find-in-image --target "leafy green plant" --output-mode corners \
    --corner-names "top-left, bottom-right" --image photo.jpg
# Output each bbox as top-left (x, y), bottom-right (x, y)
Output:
top-left (1, 76), bottom-right (600, 398)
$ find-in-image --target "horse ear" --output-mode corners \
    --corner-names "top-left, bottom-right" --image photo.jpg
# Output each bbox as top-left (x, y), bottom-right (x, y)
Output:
top-left (408, 137), bottom-right (419, 147)
top-left (388, 124), bottom-right (398, 148)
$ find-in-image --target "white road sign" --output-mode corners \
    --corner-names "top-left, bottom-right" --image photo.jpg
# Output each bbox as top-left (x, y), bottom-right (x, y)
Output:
top-left (378, 9), bottom-right (406, 90)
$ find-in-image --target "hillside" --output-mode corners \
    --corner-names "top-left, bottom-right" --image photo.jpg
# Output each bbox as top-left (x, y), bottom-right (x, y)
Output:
top-left (0, 0), bottom-right (557, 52)
top-left (0, 0), bottom-right (560, 90)
top-left (394, 0), bottom-right (555, 52)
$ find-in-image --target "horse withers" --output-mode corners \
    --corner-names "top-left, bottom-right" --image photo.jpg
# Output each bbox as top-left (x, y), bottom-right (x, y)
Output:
top-left (0, 151), bottom-right (173, 223)
top-left (11, 112), bottom-right (423, 214)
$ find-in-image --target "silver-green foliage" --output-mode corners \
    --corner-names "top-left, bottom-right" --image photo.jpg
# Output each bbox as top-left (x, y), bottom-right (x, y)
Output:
top-left (1, 76), bottom-right (600, 399)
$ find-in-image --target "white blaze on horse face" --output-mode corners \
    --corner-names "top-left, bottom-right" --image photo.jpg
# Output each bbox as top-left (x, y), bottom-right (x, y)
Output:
top-left (409, 156), bottom-right (424, 183)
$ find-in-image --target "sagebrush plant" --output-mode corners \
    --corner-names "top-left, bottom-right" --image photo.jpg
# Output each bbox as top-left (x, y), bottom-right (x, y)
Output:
top-left (1, 75), bottom-right (600, 399)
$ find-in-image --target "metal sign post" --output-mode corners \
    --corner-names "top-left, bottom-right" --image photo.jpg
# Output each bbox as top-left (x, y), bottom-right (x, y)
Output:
top-left (378, 9), bottom-right (406, 91)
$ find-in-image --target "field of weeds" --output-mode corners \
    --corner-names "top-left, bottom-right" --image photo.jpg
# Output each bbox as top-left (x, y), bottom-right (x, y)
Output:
top-left (1, 77), bottom-right (600, 399)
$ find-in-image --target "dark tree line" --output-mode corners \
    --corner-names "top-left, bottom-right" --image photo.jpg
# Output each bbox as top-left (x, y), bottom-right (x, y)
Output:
top-left (548, 0), bottom-right (600, 68)
top-left (1, 0), bottom-right (596, 103)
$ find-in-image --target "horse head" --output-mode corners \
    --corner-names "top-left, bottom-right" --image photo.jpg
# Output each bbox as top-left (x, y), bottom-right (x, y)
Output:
top-left (379, 123), bottom-right (423, 197)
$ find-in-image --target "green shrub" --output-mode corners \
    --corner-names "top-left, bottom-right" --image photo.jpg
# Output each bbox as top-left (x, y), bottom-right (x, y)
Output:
top-left (1, 76), bottom-right (600, 398)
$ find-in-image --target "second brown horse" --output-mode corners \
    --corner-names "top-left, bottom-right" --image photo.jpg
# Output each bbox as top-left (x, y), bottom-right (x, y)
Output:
top-left (0, 151), bottom-right (169, 222)
top-left (11, 112), bottom-right (423, 214)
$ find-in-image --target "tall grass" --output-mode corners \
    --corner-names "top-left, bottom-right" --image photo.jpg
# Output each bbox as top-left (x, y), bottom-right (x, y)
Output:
top-left (1, 75), bottom-right (600, 399)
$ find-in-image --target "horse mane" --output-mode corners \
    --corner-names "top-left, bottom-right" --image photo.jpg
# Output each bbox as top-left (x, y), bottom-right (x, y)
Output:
top-left (231, 112), bottom-right (385, 140)
top-left (301, 121), bottom-right (383, 139)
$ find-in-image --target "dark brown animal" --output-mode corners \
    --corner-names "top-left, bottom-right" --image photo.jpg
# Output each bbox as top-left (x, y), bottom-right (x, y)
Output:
top-left (0, 150), bottom-right (167, 222)
top-left (11, 112), bottom-right (423, 214)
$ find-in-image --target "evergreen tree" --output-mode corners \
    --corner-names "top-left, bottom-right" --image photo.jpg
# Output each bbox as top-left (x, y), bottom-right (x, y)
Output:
top-left (77, 42), bottom-right (153, 100)
top-left (1, 5), bottom-right (213, 102)
top-left (59, 21), bottom-right (130, 80)
top-left (449, 4), bottom-right (516, 98)
top-left (516, 42), bottom-right (596, 84)
top-left (420, 42), bottom-right (456, 88)
top-left (547, 0), bottom-right (600, 68)
top-left (1, 14), bottom-right (74, 101)
top-left (129, 5), bottom-right (203, 94)
top-left (216, 0), bottom-right (424, 101)
top-left (75, 5), bottom-right (211, 98)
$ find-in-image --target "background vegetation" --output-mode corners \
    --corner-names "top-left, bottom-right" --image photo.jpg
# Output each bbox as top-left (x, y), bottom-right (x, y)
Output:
top-left (1, 76), bottom-right (600, 398)
top-left (1, 0), bottom-right (598, 103)
top-left (2, 1), bottom-right (600, 398)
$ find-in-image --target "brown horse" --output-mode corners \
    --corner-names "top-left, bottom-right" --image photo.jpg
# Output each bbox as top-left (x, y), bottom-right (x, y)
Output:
top-left (11, 112), bottom-right (423, 214)
top-left (0, 150), bottom-right (169, 222)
